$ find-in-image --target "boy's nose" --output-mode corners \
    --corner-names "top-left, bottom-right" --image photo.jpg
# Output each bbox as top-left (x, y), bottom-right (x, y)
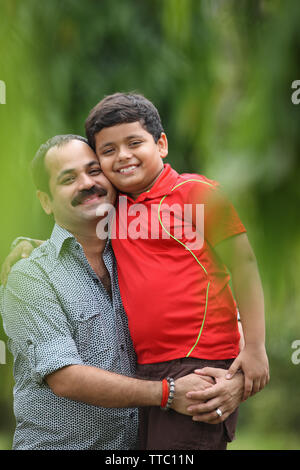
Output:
top-left (118, 146), bottom-right (132, 161)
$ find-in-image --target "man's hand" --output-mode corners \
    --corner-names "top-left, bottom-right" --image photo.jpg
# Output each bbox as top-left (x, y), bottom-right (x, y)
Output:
top-left (171, 373), bottom-right (214, 416)
top-left (185, 367), bottom-right (244, 423)
top-left (0, 241), bottom-right (34, 285)
top-left (225, 343), bottom-right (269, 401)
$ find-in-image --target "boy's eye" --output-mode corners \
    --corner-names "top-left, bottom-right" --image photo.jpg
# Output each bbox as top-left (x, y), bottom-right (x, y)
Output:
top-left (102, 148), bottom-right (114, 155)
top-left (130, 140), bottom-right (142, 146)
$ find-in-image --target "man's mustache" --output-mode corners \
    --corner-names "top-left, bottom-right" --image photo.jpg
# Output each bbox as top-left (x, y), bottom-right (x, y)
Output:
top-left (71, 185), bottom-right (108, 207)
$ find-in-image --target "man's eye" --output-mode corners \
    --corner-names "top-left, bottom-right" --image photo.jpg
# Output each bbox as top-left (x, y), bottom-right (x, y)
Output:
top-left (89, 168), bottom-right (101, 175)
top-left (61, 177), bottom-right (75, 185)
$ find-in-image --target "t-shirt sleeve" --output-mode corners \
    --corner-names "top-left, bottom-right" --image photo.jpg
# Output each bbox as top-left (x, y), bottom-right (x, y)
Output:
top-left (187, 179), bottom-right (246, 247)
top-left (2, 263), bottom-right (84, 384)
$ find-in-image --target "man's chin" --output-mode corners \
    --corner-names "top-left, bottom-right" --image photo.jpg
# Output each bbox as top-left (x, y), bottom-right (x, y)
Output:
top-left (95, 202), bottom-right (115, 217)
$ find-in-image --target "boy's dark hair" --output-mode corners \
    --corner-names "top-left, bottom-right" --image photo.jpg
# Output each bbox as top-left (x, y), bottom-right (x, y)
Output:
top-left (31, 134), bottom-right (89, 195)
top-left (85, 92), bottom-right (164, 150)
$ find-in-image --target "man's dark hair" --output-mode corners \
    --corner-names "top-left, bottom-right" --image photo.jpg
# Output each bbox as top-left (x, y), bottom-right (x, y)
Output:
top-left (31, 134), bottom-right (89, 195)
top-left (85, 92), bottom-right (164, 151)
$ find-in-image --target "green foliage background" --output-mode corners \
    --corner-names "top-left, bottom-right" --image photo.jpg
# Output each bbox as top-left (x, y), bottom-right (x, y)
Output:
top-left (0, 0), bottom-right (299, 450)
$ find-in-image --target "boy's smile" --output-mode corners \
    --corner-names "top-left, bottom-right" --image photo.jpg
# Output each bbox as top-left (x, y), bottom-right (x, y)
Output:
top-left (94, 121), bottom-right (168, 199)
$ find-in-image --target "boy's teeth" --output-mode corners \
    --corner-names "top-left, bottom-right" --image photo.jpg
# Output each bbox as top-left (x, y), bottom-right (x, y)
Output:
top-left (119, 165), bottom-right (137, 173)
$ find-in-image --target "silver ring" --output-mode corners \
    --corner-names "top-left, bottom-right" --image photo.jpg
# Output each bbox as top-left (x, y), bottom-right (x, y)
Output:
top-left (216, 408), bottom-right (222, 417)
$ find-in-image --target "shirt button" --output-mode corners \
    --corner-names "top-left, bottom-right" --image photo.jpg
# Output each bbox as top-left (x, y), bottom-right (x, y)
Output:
top-left (120, 344), bottom-right (125, 351)
top-left (26, 340), bottom-right (33, 346)
top-left (80, 314), bottom-right (84, 319)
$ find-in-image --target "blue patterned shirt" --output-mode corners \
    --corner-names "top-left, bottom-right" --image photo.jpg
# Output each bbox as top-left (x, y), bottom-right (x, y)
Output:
top-left (0, 224), bottom-right (138, 450)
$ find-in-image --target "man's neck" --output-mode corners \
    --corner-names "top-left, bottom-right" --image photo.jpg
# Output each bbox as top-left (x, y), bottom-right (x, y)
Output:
top-left (69, 224), bottom-right (112, 296)
top-left (58, 220), bottom-right (107, 259)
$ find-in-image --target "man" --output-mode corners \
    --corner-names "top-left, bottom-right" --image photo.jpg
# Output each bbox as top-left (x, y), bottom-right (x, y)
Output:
top-left (0, 134), bottom-right (244, 450)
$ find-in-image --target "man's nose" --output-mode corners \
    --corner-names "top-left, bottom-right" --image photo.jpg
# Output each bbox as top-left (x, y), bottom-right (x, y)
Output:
top-left (77, 173), bottom-right (95, 190)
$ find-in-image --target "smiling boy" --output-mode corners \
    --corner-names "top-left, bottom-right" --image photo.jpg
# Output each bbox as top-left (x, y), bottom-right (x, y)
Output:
top-left (85, 92), bottom-right (269, 450)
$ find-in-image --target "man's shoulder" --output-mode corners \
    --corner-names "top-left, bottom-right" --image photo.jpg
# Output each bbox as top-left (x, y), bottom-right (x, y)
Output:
top-left (8, 239), bottom-right (56, 279)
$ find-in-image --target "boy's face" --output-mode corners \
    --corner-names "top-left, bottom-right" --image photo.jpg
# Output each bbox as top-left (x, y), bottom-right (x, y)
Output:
top-left (94, 121), bottom-right (168, 199)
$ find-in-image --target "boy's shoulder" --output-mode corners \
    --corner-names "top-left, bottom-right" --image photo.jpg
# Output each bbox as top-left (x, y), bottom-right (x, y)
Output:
top-left (178, 170), bottom-right (218, 187)
top-left (171, 169), bottom-right (221, 201)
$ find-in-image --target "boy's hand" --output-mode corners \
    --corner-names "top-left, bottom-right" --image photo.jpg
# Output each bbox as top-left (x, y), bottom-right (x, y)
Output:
top-left (225, 344), bottom-right (269, 401)
top-left (186, 367), bottom-right (244, 423)
top-left (0, 240), bottom-right (35, 285)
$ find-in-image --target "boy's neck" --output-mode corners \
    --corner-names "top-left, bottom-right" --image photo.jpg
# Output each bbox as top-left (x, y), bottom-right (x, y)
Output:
top-left (127, 166), bottom-right (164, 200)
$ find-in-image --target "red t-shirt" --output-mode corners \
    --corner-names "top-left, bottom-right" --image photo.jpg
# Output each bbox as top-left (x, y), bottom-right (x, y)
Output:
top-left (111, 164), bottom-right (246, 364)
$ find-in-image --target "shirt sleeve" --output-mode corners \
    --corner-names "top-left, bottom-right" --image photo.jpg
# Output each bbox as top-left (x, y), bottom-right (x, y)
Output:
top-left (2, 262), bottom-right (84, 384)
top-left (188, 179), bottom-right (246, 247)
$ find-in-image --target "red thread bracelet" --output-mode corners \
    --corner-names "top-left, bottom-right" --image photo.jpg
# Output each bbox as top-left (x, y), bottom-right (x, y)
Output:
top-left (160, 378), bottom-right (169, 408)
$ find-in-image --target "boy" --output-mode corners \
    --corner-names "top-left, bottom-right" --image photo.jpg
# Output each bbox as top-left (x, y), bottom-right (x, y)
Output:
top-left (85, 92), bottom-right (269, 450)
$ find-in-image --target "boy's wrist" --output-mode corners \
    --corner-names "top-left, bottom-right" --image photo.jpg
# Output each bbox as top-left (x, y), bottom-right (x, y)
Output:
top-left (10, 237), bottom-right (38, 250)
top-left (244, 341), bottom-right (266, 350)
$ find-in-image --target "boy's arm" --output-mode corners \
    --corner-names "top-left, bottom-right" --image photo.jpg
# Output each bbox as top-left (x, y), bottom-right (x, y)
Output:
top-left (0, 238), bottom-right (42, 285)
top-left (214, 232), bottom-right (269, 400)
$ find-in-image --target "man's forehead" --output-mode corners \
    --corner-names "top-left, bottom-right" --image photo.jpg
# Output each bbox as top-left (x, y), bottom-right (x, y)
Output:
top-left (45, 140), bottom-right (99, 174)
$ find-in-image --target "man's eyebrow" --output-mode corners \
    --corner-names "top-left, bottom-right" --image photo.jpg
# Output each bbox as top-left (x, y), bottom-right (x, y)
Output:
top-left (56, 161), bottom-right (100, 182)
top-left (98, 134), bottom-right (144, 150)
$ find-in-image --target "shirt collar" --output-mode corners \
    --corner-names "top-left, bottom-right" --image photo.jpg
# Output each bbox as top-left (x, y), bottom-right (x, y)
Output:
top-left (120, 164), bottom-right (179, 203)
top-left (50, 224), bottom-right (76, 258)
top-left (50, 223), bottom-right (112, 259)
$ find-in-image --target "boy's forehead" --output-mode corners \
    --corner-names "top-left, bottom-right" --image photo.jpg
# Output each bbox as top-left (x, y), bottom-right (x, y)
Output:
top-left (95, 121), bottom-right (150, 147)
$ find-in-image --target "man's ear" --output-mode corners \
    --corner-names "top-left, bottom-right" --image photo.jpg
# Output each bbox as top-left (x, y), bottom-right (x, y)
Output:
top-left (158, 132), bottom-right (168, 159)
top-left (37, 190), bottom-right (53, 215)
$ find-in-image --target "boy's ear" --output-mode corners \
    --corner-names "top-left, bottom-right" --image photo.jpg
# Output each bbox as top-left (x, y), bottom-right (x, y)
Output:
top-left (37, 190), bottom-right (53, 215)
top-left (157, 132), bottom-right (168, 159)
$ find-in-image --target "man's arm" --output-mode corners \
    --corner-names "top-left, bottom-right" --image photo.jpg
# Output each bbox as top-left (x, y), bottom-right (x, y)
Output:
top-left (46, 364), bottom-right (213, 414)
top-left (214, 233), bottom-right (269, 400)
top-left (2, 262), bottom-right (213, 416)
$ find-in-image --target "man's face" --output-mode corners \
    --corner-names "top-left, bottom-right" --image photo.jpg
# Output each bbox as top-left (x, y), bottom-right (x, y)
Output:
top-left (42, 140), bottom-right (116, 230)
top-left (94, 121), bottom-right (168, 199)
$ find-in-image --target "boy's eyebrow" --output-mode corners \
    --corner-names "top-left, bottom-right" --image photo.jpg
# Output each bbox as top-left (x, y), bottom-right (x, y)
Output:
top-left (98, 134), bottom-right (144, 150)
top-left (56, 161), bottom-right (100, 182)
